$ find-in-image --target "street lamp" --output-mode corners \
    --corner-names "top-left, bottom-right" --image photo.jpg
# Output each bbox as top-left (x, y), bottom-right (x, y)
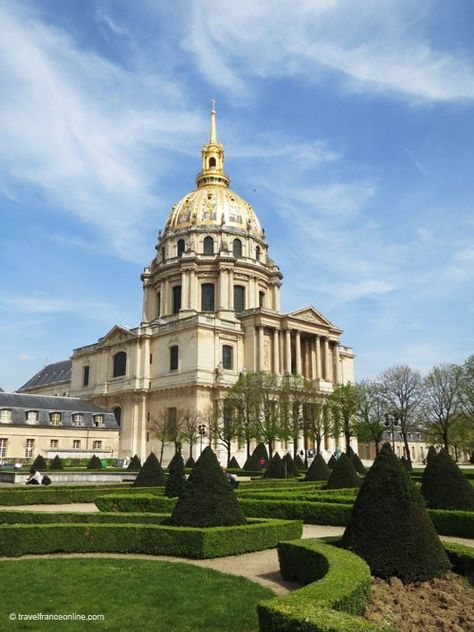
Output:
top-left (198, 423), bottom-right (206, 454)
top-left (384, 413), bottom-right (399, 452)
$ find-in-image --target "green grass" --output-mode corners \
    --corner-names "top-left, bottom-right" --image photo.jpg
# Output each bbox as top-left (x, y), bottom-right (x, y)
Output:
top-left (0, 558), bottom-right (272, 631)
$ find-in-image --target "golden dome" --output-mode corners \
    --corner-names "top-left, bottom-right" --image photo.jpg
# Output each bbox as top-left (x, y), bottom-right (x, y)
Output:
top-left (163, 103), bottom-right (263, 238)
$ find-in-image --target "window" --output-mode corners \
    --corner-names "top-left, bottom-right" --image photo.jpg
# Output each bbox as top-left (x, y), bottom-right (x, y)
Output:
top-left (233, 285), bottom-right (245, 312)
top-left (156, 291), bottom-right (161, 317)
top-left (177, 239), bottom-right (185, 257)
top-left (72, 413), bottom-right (84, 427)
top-left (0, 409), bottom-right (12, 422)
top-left (83, 365), bottom-right (90, 387)
top-left (0, 438), bottom-right (7, 458)
top-left (113, 351), bottom-right (127, 377)
top-left (203, 236), bottom-right (214, 254)
top-left (113, 407), bottom-right (121, 427)
top-left (201, 283), bottom-right (215, 312)
top-left (25, 439), bottom-right (34, 458)
top-left (25, 410), bottom-right (38, 424)
top-left (232, 239), bottom-right (242, 257)
top-left (255, 246), bottom-right (261, 261)
top-left (93, 440), bottom-right (102, 450)
top-left (49, 412), bottom-right (62, 426)
top-left (73, 440), bottom-right (81, 450)
top-left (222, 345), bottom-right (233, 370)
top-left (172, 285), bottom-right (182, 313)
top-left (162, 246), bottom-right (166, 261)
top-left (209, 157), bottom-right (216, 168)
top-left (50, 439), bottom-right (58, 449)
top-left (93, 415), bottom-right (104, 428)
top-left (259, 291), bottom-right (265, 308)
top-left (170, 345), bottom-right (179, 371)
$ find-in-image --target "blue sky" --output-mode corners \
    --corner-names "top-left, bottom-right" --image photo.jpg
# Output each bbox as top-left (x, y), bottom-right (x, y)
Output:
top-left (1, 0), bottom-right (474, 392)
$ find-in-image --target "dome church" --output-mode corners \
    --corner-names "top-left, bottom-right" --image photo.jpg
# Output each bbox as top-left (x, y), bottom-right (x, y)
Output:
top-left (19, 106), bottom-right (355, 463)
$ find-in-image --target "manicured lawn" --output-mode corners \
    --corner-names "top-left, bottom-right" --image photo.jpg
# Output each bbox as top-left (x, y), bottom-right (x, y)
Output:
top-left (0, 558), bottom-right (273, 631)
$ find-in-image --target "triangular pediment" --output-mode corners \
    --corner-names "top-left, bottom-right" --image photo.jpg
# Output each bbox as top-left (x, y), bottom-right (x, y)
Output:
top-left (288, 306), bottom-right (334, 327)
top-left (97, 325), bottom-right (138, 348)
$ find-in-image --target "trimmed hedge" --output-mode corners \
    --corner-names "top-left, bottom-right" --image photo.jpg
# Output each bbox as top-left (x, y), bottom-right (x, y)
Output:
top-left (0, 511), bottom-right (166, 525)
top-left (228, 456), bottom-right (241, 470)
top-left (49, 455), bottom-right (64, 471)
top-left (421, 448), bottom-right (474, 510)
top-left (0, 517), bottom-right (302, 559)
top-left (134, 452), bottom-right (166, 487)
top-left (258, 538), bottom-right (385, 632)
top-left (326, 454), bottom-right (361, 490)
top-left (243, 453), bottom-right (262, 472)
top-left (0, 485), bottom-right (161, 506)
top-left (305, 454), bottom-right (331, 482)
top-left (444, 541), bottom-right (474, 576)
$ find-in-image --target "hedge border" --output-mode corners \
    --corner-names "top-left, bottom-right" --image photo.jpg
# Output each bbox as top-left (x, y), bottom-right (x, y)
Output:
top-left (257, 538), bottom-right (388, 632)
top-left (0, 518), bottom-right (302, 559)
top-left (0, 511), bottom-right (166, 525)
top-left (0, 486), bottom-right (162, 506)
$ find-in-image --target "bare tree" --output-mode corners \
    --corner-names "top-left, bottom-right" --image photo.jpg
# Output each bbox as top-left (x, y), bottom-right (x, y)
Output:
top-left (327, 382), bottom-right (359, 453)
top-left (255, 372), bottom-right (282, 458)
top-left (423, 364), bottom-right (462, 450)
top-left (355, 380), bottom-right (387, 456)
top-left (225, 372), bottom-right (260, 458)
top-left (147, 409), bottom-right (173, 464)
top-left (207, 399), bottom-right (241, 466)
top-left (460, 354), bottom-right (474, 427)
top-left (179, 409), bottom-right (201, 460)
top-left (379, 365), bottom-right (423, 467)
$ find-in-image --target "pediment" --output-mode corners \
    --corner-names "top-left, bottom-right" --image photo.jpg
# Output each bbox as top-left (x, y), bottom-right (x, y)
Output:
top-left (97, 325), bottom-right (138, 348)
top-left (288, 306), bottom-right (334, 327)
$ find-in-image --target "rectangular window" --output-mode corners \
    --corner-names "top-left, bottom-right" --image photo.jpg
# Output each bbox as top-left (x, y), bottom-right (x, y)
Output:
top-left (222, 345), bottom-right (233, 370)
top-left (50, 439), bottom-right (59, 449)
top-left (0, 438), bottom-right (7, 458)
top-left (72, 413), bottom-right (84, 427)
top-left (172, 285), bottom-right (182, 313)
top-left (0, 409), bottom-right (12, 422)
top-left (25, 439), bottom-right (34, 458)
top-left (83, 365), bottom-right (90, 387)
top-left (170, 346), bottom-right (179, 371)
top-left (26, 410), bottom-right (38, 423)
top-left (93, 415), bottom-right (104, 428)
top-left (93, 440), bottom-right (102, 450)
top-left (49, 412), bottom-right (62, 426)
top-left (156, 291), bottom-right (161, 317)
top-left (233, 285), bottom-right (245, 312)
top-left (73, 440), bottom-right (81, 449)
top-left (201, 283), bottom-right (215, 312)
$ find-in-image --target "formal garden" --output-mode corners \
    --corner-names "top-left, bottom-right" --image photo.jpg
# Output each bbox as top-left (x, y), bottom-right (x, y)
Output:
top-left (0, 442), bottom-right (473, 631)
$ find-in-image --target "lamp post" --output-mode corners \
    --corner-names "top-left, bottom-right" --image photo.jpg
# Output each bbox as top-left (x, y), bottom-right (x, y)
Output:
top-left (384, 413), bottom-right (399, 452)
top-left (198, 423), bottom-right (206, 455)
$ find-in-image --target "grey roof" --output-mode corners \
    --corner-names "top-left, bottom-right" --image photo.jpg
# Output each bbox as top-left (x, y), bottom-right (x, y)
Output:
top-left (17, 360), bottom-right (72, 392)
top-left (0, 392), bottom-right (118, 429)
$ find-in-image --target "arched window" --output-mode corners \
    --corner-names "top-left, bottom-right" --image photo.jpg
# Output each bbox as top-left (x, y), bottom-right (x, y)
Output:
top-left (259, 291), bottom-right (265, 308)
top-left (222, 345), bottom-right (233, 370)
top-left (113, 351), bottom-right (127, 377)
top-left (170, 346), bottom-right (179, 371)
top-left (255, 246), bottom-right (261, 261)
top-left (82, 365), bottom-right (89, 387)
top-left (161, 247), bottom-right (166, 261)
top-left (113, 406), bottom-right (121, 427)
top-left (232, 239), bottom-right (242, 257)
top-left (209, 157), bottom-right (216, 168)
top-left (172, 285), bottom-right (182, 313)
top-left (203, 236), bottom-right (214, 254)
top-left (201, 283), bottom-right (215, 312)
top-left (156, 291), bottom-right (161, 317)
top-left (177, 239), bottom-right (185, 257)
top-left (233, 285), bottom-right (245, 313)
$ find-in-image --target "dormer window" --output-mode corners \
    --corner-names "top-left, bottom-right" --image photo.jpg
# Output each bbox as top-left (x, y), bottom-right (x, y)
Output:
top-left (25, 410), bottom-right (38, 424)
top-left (0, 409), bottom-right (12, 423)
top-left (49, 412), bottom-right (62, 426)
top-left (72, 413), bottom-right (84, 427)
top-left (93, 415), bottom-right (104, 428)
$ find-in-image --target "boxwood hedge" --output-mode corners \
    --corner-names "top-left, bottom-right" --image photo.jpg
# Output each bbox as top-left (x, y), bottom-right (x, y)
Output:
top-left (0, 485), bottom-right (162, 506)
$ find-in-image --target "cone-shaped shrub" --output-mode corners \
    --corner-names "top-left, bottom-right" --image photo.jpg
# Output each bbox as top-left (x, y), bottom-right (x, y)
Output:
top-left (426, 445), bottom-right (437, 465)
top-left (263, 453), bottom-right (286, 479)
top-left (228, 456), bottom-right (241, 470)
top-left (400, 456), bottom-right (412, 471)
top-left (87, 455), bottom-right (102, 470)
top-left (305, 453), bottom-right (331, 481)
top-left (49, 455), bottom-right (63, 470)
top-left (294, 454), bottom-right (306, 471)
top-left (421, 448), bottom-right (474, 510)
top-left (341, 443), bottom-right (451, 582)
top-left (347, 446), bottom-right (367, 475)
top-left (127, 454), bottom-right (141, 470)
top-left (252, 442), bottom-right (269, 464)
top-left (243, 453), bottom-right (261, 471)
top-left (185, 456), bottom-right (195, 469)
top-left (327, 454), bottom-right (337, 469)
top-left (164, 452), bottom-right (186, 498)
top-left (29, 455), bottom-right (47, 473)
top-left (133, 452), bottom-right (166, 487)
top-left (282, 453), bottom-right (299, 478)
top-left (325, 453), bottom-right (361, 489)
top-left (170, 446), bottom-right (246, 527)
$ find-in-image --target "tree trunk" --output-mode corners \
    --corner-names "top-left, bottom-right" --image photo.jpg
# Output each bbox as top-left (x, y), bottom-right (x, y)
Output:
top-left (402, 432), bottom-right (412, 468)
top-left (160, 441), bottom-right (165, 464)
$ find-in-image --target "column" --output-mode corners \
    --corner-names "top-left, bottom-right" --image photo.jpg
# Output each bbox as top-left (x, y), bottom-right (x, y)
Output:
top-left (163, 279), bottom-right (170, 315)
top-left (302, 339), bottom-right (309, 378)
top-left (228, 269), bottom-right (234, 310)
top-left (273, 329), bottom-right (280, 374)
top-left (315, 335), bottom-right (321, 379)
top-left (295, 331), bottom-right (302, 375)
top-left (334, 344), bottom-right (341, 385)
top-left (181, 270), bottom-right (189, 310)
top-left (323, 337), bottom-right (329, 380)
top-left (285, 330), bottom-right (291, 374)
top-left (188, 269), bottom-right (197, 310)
top-left (219, 269), bottom-right (227, 310)
top-left (250, 277), bottom-right (257, 308)
top-left (258, 326), bottom-right (265, 371)
top-left (310, 338), bottom-right (317, 380)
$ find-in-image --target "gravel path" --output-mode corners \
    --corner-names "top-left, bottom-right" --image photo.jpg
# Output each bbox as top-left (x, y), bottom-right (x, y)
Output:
top-left (0, 504), bottom-right (472, 595)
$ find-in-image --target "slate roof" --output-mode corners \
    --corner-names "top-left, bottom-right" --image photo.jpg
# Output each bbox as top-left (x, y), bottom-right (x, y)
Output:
top-left (0, 392), bottom-right (118, 429)
top-left (17, 360), bottom-right (72, 392)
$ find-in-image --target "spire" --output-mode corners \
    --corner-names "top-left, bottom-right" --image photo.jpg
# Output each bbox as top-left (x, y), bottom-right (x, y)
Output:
top-left (210, 98), bottom-right (217, 144)
top-left (196, 101), bottom-right (229, 189)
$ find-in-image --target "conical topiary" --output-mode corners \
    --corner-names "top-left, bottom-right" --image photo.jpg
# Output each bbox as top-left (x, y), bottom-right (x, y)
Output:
top-left (30, 454), bottom-right (47, 473)
top-left (87, 455), bottom-right (102, 470)
top-left (282, 453), bottom-right (299, 478)
top-left (305, 453), bottom-right (331, 481)
top-left (341, 443), bottom-right (451, 582)
top-left (164, 452), bottom-right (186, 498)
top-left (185, 456), bottom-right (195, 468)
top-left (327, 454), bottom-right (337, 469)
top-left (243, 453), bottom-right (261, 471)
top-left (263, 453), bottom-right (286, 479)
top-left (133, 452), bottom-right (166, 487)
top-left (426, 445), bottom-right (437, 465)
top-left (252, 442), bottom-right (269, 465)
top-left (347, 446), bottom-right (367, 475)
top-left (127, 454), bottom-right (141, 470)
top-left (421, 448), bottom-right (474, 510)
top-left (294, 454), bottom-right (307, 471)
top-left (228, 456), bottom-right (241, 470)
top-left (169, 446), bottom-right (246, 527)
top-left (400, 456), bottom-right (412, 471)
top-left (325, 453), bottom-right (361, 489)
top-left (49, 455), bottom-right (63, 470)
